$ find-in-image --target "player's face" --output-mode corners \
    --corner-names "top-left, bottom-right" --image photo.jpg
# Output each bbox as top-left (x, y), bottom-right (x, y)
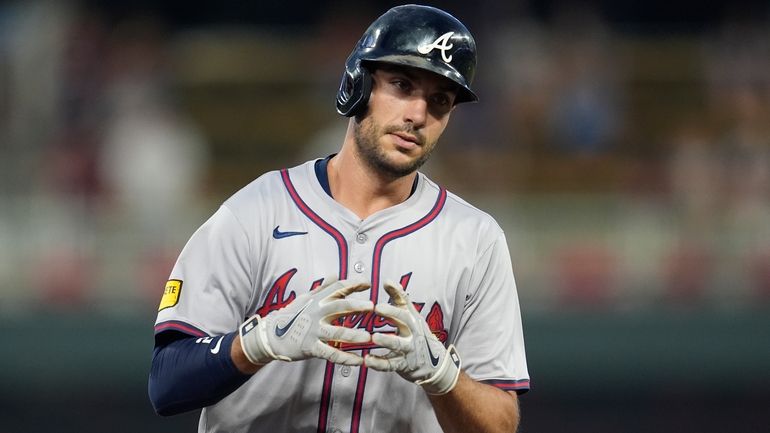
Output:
top-left (353, 65), bottom-right (457, 178)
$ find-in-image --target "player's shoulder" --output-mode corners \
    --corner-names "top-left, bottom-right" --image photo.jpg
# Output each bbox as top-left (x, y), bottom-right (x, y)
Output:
top-left (420, 174), bottom-right (504, 236)
top-left (222, 160), bottom-right (314, 214)
top-left (220, 170), bottom-right (282, 216)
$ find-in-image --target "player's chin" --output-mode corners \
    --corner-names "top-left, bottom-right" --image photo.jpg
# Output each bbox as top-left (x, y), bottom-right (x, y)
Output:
top-left (390, 148), bottom-right (420, 164)
top-left (381, 154), bottom-right (424, 177)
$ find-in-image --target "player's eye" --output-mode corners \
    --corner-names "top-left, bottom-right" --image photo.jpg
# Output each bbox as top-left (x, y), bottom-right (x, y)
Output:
top-left (430, 93), bottom-right (451, 107)
top-left (391, 78), bottom-right (412, 93)
top-left (428, 93), bottom-right (454, 116)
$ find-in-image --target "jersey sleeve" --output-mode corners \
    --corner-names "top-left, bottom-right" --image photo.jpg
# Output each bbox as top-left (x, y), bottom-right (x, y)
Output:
top-left (154, 204), bottom-right (255, 337)
top-left (454, 229), bottom-right (530, 394)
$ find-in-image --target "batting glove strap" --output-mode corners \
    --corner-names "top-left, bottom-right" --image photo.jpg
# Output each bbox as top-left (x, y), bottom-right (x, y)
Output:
top-left (239, 315), bottom-right (280, 365)
top-left (415, 344), bottom-right (462, 395)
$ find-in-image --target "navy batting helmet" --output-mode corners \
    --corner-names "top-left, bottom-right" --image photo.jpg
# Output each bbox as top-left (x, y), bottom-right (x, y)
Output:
top-left (336, 4), bottom-right (478, 117)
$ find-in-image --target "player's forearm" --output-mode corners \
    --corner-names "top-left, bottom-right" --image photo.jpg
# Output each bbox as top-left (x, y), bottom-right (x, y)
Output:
top-left (429, 372), bottom-right (520, 433)
top-left (231, 333), bottom-right (266, 374)
top-left (149, 332), bottom-right (251, 416)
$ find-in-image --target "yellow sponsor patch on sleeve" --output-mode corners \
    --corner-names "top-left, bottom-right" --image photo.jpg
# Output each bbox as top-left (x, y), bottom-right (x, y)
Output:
top-left (159, 279), bottom-right (183, 311)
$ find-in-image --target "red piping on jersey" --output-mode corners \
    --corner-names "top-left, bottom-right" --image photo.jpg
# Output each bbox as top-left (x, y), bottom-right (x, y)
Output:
top-left (153, 320), bottom-right (208, 337)
top-left (367, 187), bottom-right (446, 311)
top-left (281, 169), bottom-right (348, 278)
top-left (350, 186), bottom-right (448, 433)
top-left (280, 168), bottom-right (349, 433)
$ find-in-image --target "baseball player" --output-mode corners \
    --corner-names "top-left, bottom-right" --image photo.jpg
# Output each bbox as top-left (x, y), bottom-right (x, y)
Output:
top-left (149, 4), bottom-right (530, 433)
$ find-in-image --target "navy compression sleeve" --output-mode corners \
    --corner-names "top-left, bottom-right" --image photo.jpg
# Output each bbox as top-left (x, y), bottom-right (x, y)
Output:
top-left (148, 332), bottom-right (251, 416)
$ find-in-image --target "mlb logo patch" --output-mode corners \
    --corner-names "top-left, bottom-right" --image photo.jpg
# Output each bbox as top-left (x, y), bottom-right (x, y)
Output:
top-left (158, 279), bottom-right (182, 311)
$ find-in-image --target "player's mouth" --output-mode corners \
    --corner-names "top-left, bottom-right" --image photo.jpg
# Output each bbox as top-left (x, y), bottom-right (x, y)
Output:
top-left (389, 131), bottom-right (422, 151)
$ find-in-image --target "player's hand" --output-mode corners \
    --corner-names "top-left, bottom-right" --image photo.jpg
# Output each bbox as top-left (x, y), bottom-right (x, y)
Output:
top-left (239, 277), bottom-right (373, 366)
top-left (364, 281), bottom-right (462, 395)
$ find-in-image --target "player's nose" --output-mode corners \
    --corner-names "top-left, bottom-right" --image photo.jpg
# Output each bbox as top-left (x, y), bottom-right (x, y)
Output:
top-left (402, 96), bottom-right (428, 127)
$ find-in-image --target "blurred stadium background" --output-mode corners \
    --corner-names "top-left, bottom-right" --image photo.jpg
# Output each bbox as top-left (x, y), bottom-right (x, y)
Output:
top-left (1, 0), bottom-right (769, 432)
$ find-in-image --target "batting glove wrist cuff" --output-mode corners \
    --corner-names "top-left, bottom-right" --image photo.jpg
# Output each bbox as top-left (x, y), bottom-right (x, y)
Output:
top-left (239, 315), bottom-right (279, 365)
top-left (416, 344), bottom-right (462, 395)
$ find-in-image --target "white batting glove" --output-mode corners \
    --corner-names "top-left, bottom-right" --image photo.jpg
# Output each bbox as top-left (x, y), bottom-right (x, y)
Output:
top-left (239, 278), bottom-right (373, 366)
top-left (364, 281), bottom-right (462, 395)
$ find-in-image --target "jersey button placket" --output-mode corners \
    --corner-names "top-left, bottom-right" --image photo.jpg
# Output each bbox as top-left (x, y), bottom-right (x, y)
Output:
top-left (353, 261), bottom-right (365, 273)
top-left (355, 232), bottom-right (367, 244)
top-left (350, 227), bottom-right (370, 275)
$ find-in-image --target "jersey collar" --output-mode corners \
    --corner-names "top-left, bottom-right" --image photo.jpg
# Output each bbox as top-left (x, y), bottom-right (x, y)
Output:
top-left (314, 154), bottom-right (419, 199)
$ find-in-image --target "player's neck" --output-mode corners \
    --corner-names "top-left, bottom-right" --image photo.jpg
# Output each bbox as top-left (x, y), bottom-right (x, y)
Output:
top-left (327, 147), bottom-right (416, 220)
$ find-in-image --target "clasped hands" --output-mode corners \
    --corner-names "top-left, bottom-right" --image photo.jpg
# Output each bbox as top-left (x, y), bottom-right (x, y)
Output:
top-left (239, 278), bottom-right (461, 395)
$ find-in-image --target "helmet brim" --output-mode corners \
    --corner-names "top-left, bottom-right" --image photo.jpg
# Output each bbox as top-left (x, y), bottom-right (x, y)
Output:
top-left (362, 55), bottom-right (478, 104)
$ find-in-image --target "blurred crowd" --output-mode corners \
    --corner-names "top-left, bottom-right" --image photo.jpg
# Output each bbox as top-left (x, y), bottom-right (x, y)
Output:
top-left (1, 1), bottom-right (769, 313)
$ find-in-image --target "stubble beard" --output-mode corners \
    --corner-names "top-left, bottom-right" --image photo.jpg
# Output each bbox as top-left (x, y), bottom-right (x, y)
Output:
top-left (353, 116), bottom-right (436, 179)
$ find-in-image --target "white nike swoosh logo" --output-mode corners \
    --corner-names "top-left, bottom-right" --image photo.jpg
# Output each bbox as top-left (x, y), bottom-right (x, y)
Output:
top-left (210, 337), bottom-right (223, 354)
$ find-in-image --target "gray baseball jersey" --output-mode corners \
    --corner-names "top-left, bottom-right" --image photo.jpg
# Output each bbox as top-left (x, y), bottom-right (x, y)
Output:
top-left (155, 159), bottom-right (530, 433)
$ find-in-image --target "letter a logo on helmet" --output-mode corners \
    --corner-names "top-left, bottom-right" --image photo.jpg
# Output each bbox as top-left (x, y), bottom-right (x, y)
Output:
top-left (418, 32), bottom-right (455, 63)
top-left (336, 5), bottom-right (478, 117)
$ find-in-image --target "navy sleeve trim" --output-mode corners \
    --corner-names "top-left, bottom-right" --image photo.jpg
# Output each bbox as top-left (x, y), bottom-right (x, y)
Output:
top-left (148, 331), bottom-right (251, 416)
top-left (481, 378), bottom-right (531, 395)
top-left (154, 320), bottom-right (208, 337)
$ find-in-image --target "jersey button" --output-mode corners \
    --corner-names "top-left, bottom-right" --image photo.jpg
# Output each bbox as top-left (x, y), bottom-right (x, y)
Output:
top-left (355, 232), bottom-right (368, 244)
top-left (340, 366), bottom-right (351, 377)
top-left (354, 261), bottom-right (365, 273)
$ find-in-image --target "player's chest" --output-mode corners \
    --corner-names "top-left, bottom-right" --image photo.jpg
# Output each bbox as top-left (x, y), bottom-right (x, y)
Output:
top-left (254, 215), bottom-right (473, 333)
top-left (263, 212), bottom-right (470, 282)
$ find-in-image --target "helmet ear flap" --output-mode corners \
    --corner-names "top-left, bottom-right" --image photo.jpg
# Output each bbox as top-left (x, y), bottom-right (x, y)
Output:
top-left (336, 63), bottom-right (372, 117)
